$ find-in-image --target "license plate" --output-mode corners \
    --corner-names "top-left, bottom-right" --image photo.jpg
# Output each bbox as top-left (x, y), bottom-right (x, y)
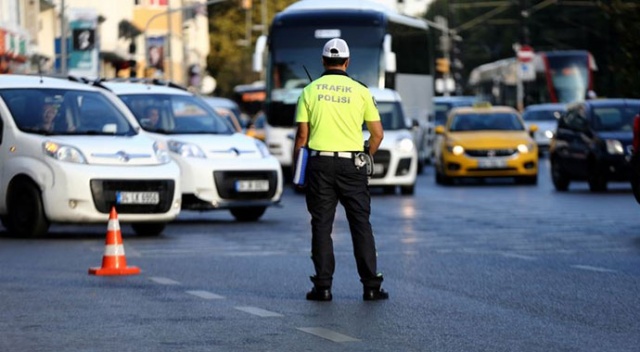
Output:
top-left (374, 164), bottom-right (384, 175)
top-left (116, 191), bottom-right (160, 204)
top-left (235, 180), bottom-right (269, 192)
top-left (478, 158), bottom-right (507, 168)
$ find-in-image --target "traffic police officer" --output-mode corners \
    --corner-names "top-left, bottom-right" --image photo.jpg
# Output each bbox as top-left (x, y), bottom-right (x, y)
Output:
top-left (293, 38), bottom-right (388, 301)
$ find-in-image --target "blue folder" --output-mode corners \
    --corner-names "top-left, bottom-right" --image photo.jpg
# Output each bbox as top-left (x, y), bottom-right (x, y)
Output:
top-left (293, 147), bottom-right (308, 186)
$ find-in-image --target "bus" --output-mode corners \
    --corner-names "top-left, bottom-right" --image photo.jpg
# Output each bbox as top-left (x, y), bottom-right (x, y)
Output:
top-left (468, 50), bottom-right (597, 110)
top-left (252, 0), bottom-right (435, 173)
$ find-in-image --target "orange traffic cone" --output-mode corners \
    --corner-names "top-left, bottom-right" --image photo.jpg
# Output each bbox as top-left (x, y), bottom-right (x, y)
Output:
top-left (89, 206), bottom-right (141, 276)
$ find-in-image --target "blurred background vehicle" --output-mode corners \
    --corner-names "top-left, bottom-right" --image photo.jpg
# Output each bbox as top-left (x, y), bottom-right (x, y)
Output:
top-left (550, 98), bottom-right (640, 192)
top-left (245, 111), bottom-right (266, 141)
top-left (434, 96), bottom-right (478, 127)
top-left (522, 103), bottom-right (566, 155)
top-left (434, 103), bottom-right (538, 185)
top-left (203, 96), bottom-right (246, 133)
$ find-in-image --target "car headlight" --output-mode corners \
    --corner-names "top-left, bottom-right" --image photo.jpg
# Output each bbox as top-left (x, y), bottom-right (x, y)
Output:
top-left (153, 141), bottom-right (172, 164)
top-left (446, 144), bottom-right (464, 156)
top-left (605, 139), bottom-right (624, 155)
top-left (517, 143), bottom-right (535, 154)
top-left (544, 130), bottom-right (554, 139)
top-left (168, 140), bottom-right (206, 158)
top-left (255, 139), bottom-right (271, 158)
top-left (43, 141), bottom-right (87, 164)
top-left (397, 137), bottom-right (414, 153)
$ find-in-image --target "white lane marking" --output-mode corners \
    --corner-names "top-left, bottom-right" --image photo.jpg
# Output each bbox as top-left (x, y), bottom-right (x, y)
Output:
top-left (297, 327), bottom-right (360, 343)
top-left (185, 290), bottom-right (225, 300)
top-left (149, 277), bottom-right (181, 285)
top-left (501, 252), bottom-right (537, 261)
top-left (571, 265), bottom-right (616, 273)
top-left (234, 306), bottom-right (283, 317)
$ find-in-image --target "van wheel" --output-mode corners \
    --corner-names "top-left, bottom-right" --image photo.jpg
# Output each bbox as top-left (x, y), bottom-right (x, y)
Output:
top-left (6, 179), bottom-right (49, 237)
top-left (131, 222), bottom-right (166, 236)
top-left (400, 184), bottom-right (415, 195)
top-left (551, 160), bottom-right (569, 191)
top-left (231, 206), bottom-right (266, 222)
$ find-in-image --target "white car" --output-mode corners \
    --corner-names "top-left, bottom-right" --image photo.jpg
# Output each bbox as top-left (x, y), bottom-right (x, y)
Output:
top-left (0, 75), bottom-right (181, 237)
top-left (100, 80), bottom-right (283, 221)
top-left (522, 103), bottom-right (566, 154)
top-left (366, 88), bottom-right (418, 195)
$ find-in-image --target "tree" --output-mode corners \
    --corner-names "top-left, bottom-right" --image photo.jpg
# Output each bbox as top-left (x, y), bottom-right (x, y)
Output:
top-left (206, 0), bottom-right (295, 97)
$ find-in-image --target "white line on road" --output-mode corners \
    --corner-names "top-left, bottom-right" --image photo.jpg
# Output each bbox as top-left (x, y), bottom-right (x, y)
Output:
top-left (234, 306), bottom-right (283, 317)
top-left (571, 265), bottom-right (616, 273)
top-left (185, 290), bottom-right (225, 300)
top-left (297, 327), bottom-right (360, 343)
top-left (500, 252), bottom-right (537, 261)
top-left (149, 277), bottom-right (181, 285)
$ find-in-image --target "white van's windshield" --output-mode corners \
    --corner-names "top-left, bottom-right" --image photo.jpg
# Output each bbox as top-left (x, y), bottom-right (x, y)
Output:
top-left (0, 88), bottom-right (136, 136)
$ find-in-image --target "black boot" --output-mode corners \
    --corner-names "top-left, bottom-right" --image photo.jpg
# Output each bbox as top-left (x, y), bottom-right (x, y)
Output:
top-left (306, 287), bottom-right (332, 301)
top-left (363, 287), bottom-right (389, 301)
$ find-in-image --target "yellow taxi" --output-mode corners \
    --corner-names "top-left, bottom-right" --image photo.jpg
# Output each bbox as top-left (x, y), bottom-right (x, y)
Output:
top-left (434, 103), bottom-right (539, 185)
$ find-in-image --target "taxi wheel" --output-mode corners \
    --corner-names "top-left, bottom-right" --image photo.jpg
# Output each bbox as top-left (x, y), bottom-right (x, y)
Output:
top-left (6, 178), bottom-right (50, 237)
top-left (131, 222), bottom-right (166, 237)
top-left (435, 170), bottom-right (453, 186)
top-left (551, 160), bottom-right (569, 191)
top-left (231, 206), bottom-right (267, 222)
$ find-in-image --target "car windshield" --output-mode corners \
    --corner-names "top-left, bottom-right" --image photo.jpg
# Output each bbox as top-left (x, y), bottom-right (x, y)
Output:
top-left (434, 103), bottom-right (451, 126)
top-left (450, 113), bottom-right (524, 132)
top-left (523, 109), bottom-right (564, 121)
top-left (118, 94), bottom-right (233, 135)
top-left (0, 88), bottom-right (136, 136)
top-left (591, 105), bottom-right (640, 132)
top-left (363, 101), bottom-right (407, 131)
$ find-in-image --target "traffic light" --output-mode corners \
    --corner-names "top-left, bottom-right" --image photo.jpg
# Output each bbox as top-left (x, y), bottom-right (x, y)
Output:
top-left (436, 58), bottom-right (450, 74)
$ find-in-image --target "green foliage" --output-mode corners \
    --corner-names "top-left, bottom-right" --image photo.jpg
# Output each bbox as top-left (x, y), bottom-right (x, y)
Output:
top-left (206, 0), bottom-right (296, 97)
top-left (425, 0), bottom-right (640, 98)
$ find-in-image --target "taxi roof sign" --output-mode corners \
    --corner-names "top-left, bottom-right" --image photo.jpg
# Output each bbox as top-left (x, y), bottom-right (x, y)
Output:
top-left (473, 101), bottom-right (492, 108)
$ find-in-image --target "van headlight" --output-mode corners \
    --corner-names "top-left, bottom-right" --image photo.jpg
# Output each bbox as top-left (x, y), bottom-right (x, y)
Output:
top-left (517, 143), bottom-right (535, 154)
top-left (397, 137), bottom-right (414, 153)
top-left (255, 139), bottom-right (271, 158)
top-left (43, 141), bottom-right (87, 164)
top-left (605, 139), bottom-right (624, 155)
top-left (168, 140), bottom-right (206, 158)
top-left (153, 141), bottom-right (172, 164)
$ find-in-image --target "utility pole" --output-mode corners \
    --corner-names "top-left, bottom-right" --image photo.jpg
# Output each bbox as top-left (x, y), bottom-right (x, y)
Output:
top-left (60, 0), bottom-right (67, 75)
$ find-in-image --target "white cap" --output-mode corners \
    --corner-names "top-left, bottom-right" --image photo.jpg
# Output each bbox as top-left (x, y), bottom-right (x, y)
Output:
top-left (322, 38), bottom-right (350, 58)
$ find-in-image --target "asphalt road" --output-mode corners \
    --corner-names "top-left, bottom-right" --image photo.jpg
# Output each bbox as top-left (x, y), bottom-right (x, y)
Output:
top-left (1, 159), bottom-right (639, 352)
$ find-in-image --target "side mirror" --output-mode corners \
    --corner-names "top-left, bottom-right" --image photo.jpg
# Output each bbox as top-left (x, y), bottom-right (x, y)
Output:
top-left (435, 125), bottom-right (445, 135)
top-left (252, 35), bottom-right (267, 73)
top-left (528, 123), bottom-right (538, 138)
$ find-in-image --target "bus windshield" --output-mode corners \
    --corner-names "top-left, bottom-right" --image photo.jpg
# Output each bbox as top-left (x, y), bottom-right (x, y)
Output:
top-left (547, 54), bottom-right (590, 104)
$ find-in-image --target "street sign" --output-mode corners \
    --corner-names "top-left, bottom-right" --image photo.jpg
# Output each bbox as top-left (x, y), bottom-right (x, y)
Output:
top-left (519, 62), bottom-right (536, 81)
top-left (517, 45), bottom-right (535, 63)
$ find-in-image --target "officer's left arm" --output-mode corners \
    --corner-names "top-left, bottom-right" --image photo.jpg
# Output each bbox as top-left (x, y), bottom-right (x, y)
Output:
top-left (365, 120), bottom-right (383, 156)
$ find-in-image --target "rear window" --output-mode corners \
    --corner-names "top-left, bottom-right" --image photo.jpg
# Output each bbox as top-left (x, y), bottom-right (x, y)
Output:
top-left (591, 104), bottom-right (640, 132)
top-left (450, 113), bottom-right (524, 132)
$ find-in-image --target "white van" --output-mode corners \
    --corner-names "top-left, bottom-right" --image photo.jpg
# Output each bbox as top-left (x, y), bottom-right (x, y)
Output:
top-left (99, 80), bottom-right (283, 222)
top-left (365, 88), bottom-right (418, 195)
top-left (0, 75), bottom-right (181, 237)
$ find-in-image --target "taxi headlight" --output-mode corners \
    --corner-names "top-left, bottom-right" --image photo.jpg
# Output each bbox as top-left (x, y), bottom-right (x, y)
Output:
top-left (447, 145), bottom-right (464, 156)
top-left (255, 139), bottom-right (271, 158)
top-left (43, 141), bottom-right (87, 164)
top-left (605, 139), bottom-right (624, 155)
top-left (168, 140), bottom-right (206, 158)
top-left (153, 141), bottom-right (172, 164)
top-left (517, 143), bottom-right (536, 154)
top-left (397, 137), bottom-right (414, 153)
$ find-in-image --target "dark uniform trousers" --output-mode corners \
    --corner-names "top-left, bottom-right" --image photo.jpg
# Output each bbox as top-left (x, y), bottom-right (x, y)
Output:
top-left (305, 154), bottom-right (383, 289)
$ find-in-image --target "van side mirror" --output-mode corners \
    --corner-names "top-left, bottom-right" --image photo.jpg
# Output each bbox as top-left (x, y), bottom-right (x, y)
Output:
top-left (253, 35), bottom-right (267, 73)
